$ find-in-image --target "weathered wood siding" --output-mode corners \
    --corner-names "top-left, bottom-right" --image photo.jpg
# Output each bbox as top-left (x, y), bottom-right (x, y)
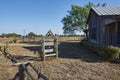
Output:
top-left (88, 10), bottom-right (100, 43)
top-left (88, 10), bottom-right (120, 46)
top-left (87, 7), bottom-right (120, 46)
top-left (88, 10), bottom-right (95, 42)
top-left (100, 16), bottom-right (120, 46)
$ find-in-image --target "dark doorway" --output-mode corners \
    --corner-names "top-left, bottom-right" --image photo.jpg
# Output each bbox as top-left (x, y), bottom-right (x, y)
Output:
top-left (117, 21), bottom-right (120, 44)
top-left (105, 22), bottom-right (116, 46)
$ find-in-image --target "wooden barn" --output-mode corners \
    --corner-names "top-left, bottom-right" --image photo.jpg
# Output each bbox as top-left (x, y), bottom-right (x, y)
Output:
top-left (87, 7), bottom-right (120, 46)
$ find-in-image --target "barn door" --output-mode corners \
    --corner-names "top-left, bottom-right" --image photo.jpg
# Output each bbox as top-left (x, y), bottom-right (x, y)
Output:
top-left (105, 22), bottom-right (116, 46)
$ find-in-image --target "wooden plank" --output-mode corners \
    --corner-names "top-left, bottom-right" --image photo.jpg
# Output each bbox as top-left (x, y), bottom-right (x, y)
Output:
top-left (44, 39), bottom-right (54, 42)
top-left (44, 49), bottom-right (53, 53)
top-left (13, 61), bottom-right (33, 66)
top-left (44, 42), bottom-right (54, 46)
top-left (45, 53), bottom-right (56, 57)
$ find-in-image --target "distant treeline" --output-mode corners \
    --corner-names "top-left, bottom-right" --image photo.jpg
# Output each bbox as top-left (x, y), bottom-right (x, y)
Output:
top-left (0, 32), bottom-right (85, 38)
top-left (0, 33), bottom-right (22, 38)
top-left (0, 32), bottom-right (42, 38)
top-left (59, 34), bottom-right (85, 37)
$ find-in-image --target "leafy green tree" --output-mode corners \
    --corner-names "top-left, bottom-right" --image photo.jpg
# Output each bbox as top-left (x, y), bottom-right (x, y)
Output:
top-left (61, 2), bottom-right (106, 39)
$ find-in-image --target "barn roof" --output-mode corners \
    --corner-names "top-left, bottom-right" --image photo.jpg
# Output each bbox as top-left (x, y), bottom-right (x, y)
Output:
top-left (87, 7), bottom-right (120, 24)
top-left (92, 7), bottom-right (120, 16)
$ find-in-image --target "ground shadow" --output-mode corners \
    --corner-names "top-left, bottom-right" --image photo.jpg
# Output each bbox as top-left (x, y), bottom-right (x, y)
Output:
top-left (110, 60), bottom-right (120, 64)
top-left (23, 46), bottom-right (41, 53)
top-left (12, 65), bottom-right (25, 80)
top-left (12, 63), bottom-right (48, 80)
top-left (15, 41), bottom-right (109, 63)
top-left (21, 41), bottom-right (106, 63)
top-left (13, 46), bottom-right (42, 61)
top-left (14, 55), bottom-right (41, 61)
top-left (58, 41), bottom-right (106, 63)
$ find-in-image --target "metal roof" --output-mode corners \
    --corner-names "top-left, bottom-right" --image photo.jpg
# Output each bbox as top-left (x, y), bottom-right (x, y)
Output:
top-left (92, 7), bottom-right (120, 16)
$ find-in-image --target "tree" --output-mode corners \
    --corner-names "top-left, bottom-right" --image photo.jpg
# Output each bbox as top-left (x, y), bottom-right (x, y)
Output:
top-left (26, 32), bottom-right (38, 42)
top-left (61, 2), bottom-right (106, 39)
top-left (27, 32), bottom-right (37, 38)
top-left (0, 33), bottom-right (21, 38)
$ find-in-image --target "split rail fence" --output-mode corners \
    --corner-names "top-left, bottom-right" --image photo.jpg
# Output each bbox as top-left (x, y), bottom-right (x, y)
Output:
top-left (0, 43), bottom-right (48, 80)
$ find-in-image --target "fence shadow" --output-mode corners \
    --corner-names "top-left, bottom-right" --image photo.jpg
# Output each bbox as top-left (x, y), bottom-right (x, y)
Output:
top-left (12, 65), bottom-right (25, 80)
top-left (13, 46), bottom-right (42, 61)
top-left (12, 63), bottom-right (48, 80)
top-left (58, 41), bottom-right (105, 63)
top-left (23, 46), bottom-right (41, 53)
top-left (15, 41), bottom-right (106, 63)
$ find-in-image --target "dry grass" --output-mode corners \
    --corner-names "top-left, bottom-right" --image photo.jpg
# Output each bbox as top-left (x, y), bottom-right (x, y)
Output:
top-left (0, 37), bottom-right (120, 80)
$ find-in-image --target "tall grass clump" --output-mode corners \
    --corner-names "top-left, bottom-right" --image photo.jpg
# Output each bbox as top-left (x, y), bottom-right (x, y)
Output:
top-left (80, 40), bottom-right (120, 60)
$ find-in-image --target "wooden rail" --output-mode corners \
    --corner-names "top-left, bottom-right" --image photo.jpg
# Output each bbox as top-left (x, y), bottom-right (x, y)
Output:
top-left (19, 62), bottom-right (48, 80)
top-left (1, 43), bottom-right (48, 80)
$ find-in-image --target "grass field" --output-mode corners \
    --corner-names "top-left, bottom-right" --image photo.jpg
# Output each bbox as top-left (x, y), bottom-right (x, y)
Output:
top-left (0, 37), bottom-right (120, 80)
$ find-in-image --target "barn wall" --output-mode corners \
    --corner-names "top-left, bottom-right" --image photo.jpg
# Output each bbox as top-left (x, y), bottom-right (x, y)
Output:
top-left (88, 10), bottom-right (98, 43)
top-left (97, 15), bottom-right (101, 44)
top-left (101, 16), bottom-right (120, 46)
top-left (104, 18), bottom-right (116, 25)
top-left (88, 10), bottom-right (120, 46)
top-left (100, 17), bottom-right (105, 45)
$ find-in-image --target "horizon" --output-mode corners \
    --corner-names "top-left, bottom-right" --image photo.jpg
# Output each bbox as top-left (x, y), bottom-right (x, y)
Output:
top-left (0, 0), bottom-right (120, 35)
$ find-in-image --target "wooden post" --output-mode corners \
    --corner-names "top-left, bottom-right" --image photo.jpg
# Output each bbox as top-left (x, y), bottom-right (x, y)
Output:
top-left (54, 36), bottom-right (58, 59)
top-left (38, 65), bottom-right (41, 80)
top-left (41, 37), bottom-right (45, 61)
top-left (5, 42), bottom-right (9, 53)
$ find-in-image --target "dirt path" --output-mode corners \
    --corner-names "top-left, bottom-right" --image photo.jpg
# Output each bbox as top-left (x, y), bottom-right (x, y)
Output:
top-left (0, 41), bottom-right (120, 80)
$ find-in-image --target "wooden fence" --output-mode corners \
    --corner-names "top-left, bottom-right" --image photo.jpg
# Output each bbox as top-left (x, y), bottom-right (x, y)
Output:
top-left (41, 36), bottom-right (58, 61)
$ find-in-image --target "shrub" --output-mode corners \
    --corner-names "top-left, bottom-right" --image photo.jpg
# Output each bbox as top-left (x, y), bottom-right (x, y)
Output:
top-left (105, 46), bottom-right (120, 60)
top-left (13, 38), bottom-right (17, 43)
top-left (81, 41), bottom-right (120, 60)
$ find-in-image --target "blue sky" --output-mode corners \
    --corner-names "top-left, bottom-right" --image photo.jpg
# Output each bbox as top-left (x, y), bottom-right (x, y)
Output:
top-left (0, 0), bottom-right (120, 35)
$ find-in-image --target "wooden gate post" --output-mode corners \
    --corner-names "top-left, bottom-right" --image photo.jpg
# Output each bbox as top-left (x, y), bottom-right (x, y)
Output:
top-left (54, 36), bottom-right (58, 59)
top-left (41, 36), bottom-right (45, 61)
top-left (40, 30), bottom-right (58, 61)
